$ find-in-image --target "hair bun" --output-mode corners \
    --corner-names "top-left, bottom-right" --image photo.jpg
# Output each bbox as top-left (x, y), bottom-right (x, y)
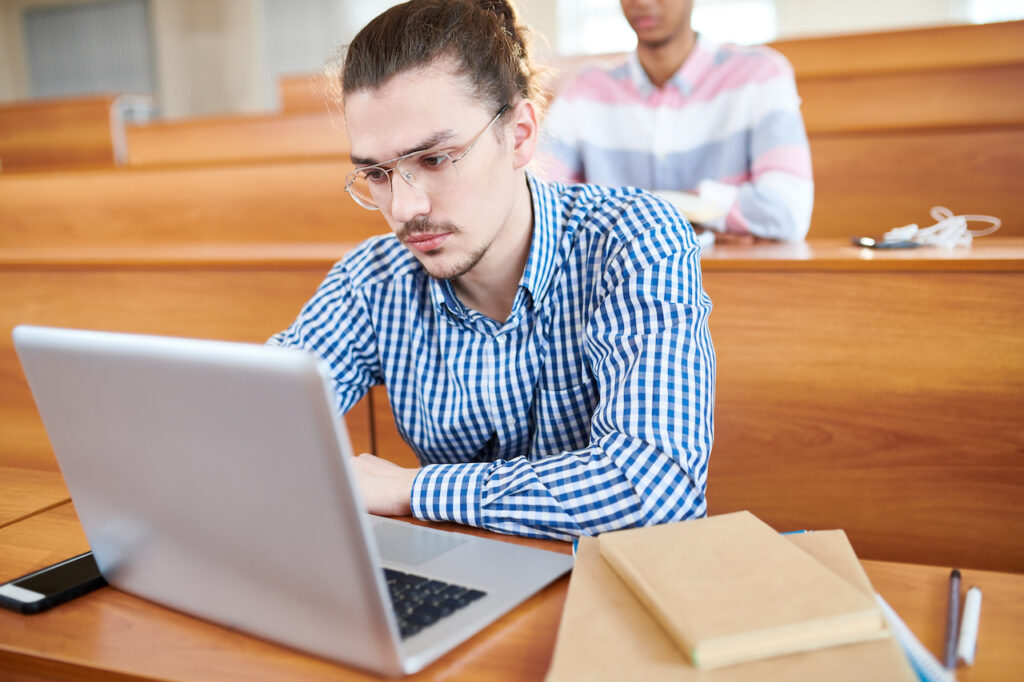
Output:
top-left (477, 0), bottom-right (524, 48)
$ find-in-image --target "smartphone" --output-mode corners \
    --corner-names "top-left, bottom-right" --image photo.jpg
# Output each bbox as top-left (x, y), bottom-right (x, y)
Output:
top-left (0, 552), bottom-right (107, 614)
top-left (851, 236), bottom-right (921, 249)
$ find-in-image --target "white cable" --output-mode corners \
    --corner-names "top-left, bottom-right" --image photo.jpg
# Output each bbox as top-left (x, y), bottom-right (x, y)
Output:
top-left (882, 206), bottom-right (1001, 248)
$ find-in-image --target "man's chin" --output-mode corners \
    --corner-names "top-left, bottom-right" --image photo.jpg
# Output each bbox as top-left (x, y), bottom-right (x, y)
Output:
top-left (410, 251), bottom-right (459, 281)
top-left (412, 248), bottom-right (485, 282)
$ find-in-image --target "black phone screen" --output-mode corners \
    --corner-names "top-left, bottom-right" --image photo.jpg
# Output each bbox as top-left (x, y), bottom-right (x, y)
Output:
top-left (15, 553), bottom-right (103, 595)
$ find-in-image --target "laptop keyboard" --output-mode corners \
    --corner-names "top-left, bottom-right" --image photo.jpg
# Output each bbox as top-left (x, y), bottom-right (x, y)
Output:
top-left (383, 568), bottom-right (487, 639)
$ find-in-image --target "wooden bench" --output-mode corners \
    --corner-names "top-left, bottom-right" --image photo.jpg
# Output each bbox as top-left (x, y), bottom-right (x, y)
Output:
top-left (703, 240), bottom-right (1024, 572)
top-left (0, 161), bottom-right (388, 247)
top-left (123, 110), bottom-right (349, 166)
top-left (278, 72), bottom-right (334, 115)
top-left (0, 94), bottom-right (154, 171)
top-left (772, 21), bottom-right (1024, 239)
top-left (0, 244), bottom-right (385, 476)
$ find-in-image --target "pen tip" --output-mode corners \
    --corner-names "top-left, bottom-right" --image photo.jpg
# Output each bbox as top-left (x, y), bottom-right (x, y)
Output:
top-left (951, 568), bottom-right (961, 579)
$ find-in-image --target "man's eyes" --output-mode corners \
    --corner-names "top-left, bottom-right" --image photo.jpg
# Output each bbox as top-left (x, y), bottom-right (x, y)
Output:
top-left (358, 150), bottom-right (452, 183)
top-left (362, 168), bottom-right (390, 184)
top-left (417, 152), bottom-right (452, 170)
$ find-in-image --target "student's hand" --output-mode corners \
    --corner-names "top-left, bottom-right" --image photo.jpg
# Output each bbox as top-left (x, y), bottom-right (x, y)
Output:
top-left (351, 453), bottom-right (419, 516)
top-left (714, 231), bottom-right (757, 245)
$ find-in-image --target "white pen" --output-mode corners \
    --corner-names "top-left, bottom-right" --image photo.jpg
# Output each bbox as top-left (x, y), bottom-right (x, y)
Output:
top-left (956, 586), bottom-right (983, 665)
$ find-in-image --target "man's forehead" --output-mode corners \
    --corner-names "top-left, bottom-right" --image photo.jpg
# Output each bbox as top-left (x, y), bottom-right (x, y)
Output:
top-left (344, 64), bottom-right (484, 163)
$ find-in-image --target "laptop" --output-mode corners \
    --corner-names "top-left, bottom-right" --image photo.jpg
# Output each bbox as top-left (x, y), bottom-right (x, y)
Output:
top-left (12, 325), bottom-right (573, 677)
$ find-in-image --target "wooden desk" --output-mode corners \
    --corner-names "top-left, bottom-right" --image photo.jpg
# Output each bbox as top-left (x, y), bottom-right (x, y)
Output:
top-left (0, 503), bottom-right (568, 682)
top-left (701, 238), bottom-right (1024, 572)
top-left (0, 504), bottom-right (1022, 681)
top-left (0, 467), bottom-right (69, 529)
top-left (0, 243), bottom-right (364, 472)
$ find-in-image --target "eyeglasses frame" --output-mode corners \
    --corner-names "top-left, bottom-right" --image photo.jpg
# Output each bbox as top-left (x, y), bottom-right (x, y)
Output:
top-left (344, 104), bottom-right (511, 211)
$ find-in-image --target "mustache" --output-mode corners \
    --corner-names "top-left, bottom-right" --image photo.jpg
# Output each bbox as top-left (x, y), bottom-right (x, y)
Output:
top-left (396, 218), bottom-right (460, 241)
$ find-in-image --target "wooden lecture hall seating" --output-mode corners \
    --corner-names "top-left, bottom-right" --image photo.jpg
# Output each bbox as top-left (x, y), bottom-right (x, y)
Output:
top-left (0, 21), bottom-right (1022, 681)
top-left (0, 93), bottom-right (154, 172)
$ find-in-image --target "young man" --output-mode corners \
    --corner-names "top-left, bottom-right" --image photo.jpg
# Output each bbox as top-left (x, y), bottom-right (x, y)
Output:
top-left (271, 0), bottom-right (714, 541)
top-left (541, 0), bottom-right (814, 243)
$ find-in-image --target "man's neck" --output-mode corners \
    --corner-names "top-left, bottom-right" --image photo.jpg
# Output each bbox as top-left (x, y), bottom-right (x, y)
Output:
top-left (452, 173), bottom-right (534, 323)
top-left (636, 28), bottom-right (697, 89)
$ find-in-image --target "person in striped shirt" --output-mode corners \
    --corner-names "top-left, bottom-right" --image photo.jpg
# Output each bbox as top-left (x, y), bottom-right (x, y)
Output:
top-left (540, 0), bottom-right (814, 242)
top-left (270, 0), bottom-right (715, 541)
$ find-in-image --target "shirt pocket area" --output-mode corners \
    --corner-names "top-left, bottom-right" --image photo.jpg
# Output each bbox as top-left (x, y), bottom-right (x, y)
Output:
top-left (531, 377), bottom-right (597, 457)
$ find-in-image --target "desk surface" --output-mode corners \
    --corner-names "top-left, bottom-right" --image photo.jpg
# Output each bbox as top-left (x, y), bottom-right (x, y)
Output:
top-left (0, 466), bottom-right (69, 529)
top-left (1, 237), bottom-right (1022, 271)
top-left (1, 503), bottom-right (1022, 682)
top-left (700, 236), bottom-right (1024, 271)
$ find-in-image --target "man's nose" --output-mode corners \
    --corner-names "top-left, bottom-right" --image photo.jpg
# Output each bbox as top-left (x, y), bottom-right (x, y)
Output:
top-left (387, 170), bottom-right (430, 224)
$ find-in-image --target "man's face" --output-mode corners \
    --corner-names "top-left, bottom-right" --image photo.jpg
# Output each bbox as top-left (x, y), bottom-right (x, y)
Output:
top-left (620, 0), bottom-right (694, 48)
top-left (345, 62), bottom-right (517, 282)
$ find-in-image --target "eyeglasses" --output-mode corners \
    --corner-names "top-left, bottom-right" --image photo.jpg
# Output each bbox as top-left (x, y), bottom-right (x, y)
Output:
top-left (344, 104), bottom-right (509, 211)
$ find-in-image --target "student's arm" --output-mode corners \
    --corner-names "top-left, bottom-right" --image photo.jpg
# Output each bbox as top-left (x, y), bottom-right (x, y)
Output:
top-left (698, 55), bottom-right (814, 242)
top-left (410, 205), bottom-right (714, 540)
top-left (268, 256), bottom-right (381, 418)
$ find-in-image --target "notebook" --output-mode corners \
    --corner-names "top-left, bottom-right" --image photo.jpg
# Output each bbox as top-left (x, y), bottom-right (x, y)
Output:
top-left (597, 511), bottom-right (886, 669)
top-left (547, 530), bottom-right (916, 681)
top-left (13, 325), bottom-right (573, 677)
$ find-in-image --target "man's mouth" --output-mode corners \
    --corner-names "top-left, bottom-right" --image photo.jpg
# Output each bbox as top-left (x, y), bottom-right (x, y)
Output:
top-left (632, 15), bottom-right (659, 30)
top-left (403, 232), bottom-right (451, 253)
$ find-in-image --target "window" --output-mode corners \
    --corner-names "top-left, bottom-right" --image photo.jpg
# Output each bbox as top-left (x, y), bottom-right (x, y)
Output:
top-left (556, 0), bottom-right (634, 55)
top-left (23, 0), bottom-right (156, 99)
top-left (968, 0), bottom-right (1024, 22)
top-left (692, 1), bottom-right (777, 45)
top-left (555, 0), bottom-right (777, 55)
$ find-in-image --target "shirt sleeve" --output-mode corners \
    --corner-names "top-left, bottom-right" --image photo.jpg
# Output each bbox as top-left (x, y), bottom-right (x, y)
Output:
top-left (411, 197), bottom-right (715, 540)
top-left (699, 55), bottom-right (814, 242)
top-left (267, 258), bottom-right (381, 417)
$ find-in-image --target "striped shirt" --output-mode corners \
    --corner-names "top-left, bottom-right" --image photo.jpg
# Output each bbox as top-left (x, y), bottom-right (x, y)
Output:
top-left (540, 35), bottom-right (814, 242)
top-left (270, 174), bottom-right (715, 541)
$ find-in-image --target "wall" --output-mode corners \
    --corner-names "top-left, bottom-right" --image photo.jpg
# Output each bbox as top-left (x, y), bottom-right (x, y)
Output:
top-left (148, 0), bottom-right (263, 118)
top-left (774, 0), bottom-right (966, 37)
top-left (0, 0), bottom-right (1007, 117)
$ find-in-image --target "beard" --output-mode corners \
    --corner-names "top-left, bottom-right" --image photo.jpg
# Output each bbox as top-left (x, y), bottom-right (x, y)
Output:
top-left (398, 218), bottom-right (489, 281)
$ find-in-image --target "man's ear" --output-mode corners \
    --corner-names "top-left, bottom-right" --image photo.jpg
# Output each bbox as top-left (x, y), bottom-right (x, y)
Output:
top-left (508, 99), bottom-right (539, 170)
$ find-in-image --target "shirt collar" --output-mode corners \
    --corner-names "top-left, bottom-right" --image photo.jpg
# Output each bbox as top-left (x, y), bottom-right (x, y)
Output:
top-left (628, 32), bottom-right (718, 98)
top-left (519, 172), bottom-right (560, 308)
top-left (428, 172), bottom-right (562, 322)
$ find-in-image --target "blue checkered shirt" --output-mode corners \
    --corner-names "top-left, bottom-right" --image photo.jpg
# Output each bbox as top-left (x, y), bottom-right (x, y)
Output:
top-left (270, 174), bottom-right (714, 540)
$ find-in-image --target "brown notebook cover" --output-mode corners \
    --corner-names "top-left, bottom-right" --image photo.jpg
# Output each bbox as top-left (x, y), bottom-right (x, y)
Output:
top-left (546, 529), bottom-right (915, 681)
top-left (597, 511), bottom-right (887, 669)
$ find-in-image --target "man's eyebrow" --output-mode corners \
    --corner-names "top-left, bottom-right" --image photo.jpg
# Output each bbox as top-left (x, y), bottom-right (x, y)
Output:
top-left (350, 129), bottom-right (458, 167)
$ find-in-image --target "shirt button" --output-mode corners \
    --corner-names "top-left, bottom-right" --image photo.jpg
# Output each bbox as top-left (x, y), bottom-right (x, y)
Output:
top-left (495, 335), bottom-right (507, 344)
top-left (506, 416), bottom-right (516, 428)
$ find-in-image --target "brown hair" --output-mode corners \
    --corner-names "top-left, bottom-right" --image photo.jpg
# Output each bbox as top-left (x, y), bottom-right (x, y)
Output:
top-left (335, 0), bottom-right (545, 113)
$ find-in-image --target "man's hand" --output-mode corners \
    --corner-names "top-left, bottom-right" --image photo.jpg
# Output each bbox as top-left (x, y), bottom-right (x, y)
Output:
top-left (351, 453), bottom-right (419, 516)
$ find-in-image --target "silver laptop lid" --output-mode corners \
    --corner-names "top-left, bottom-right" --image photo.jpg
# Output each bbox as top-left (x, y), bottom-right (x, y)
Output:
top-left (13, 325), bottom-right (407, 676)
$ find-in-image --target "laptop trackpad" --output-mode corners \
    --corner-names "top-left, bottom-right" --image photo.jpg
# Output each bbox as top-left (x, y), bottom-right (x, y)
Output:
top-left (372, 520), bottom-right (468, 566)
